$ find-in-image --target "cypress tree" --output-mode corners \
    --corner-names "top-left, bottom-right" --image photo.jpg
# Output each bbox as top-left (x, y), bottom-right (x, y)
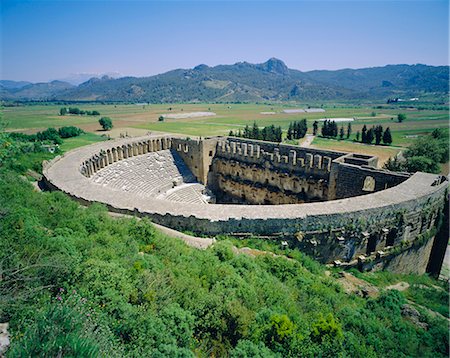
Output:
top-left (313, 121), bottom-right (318, 135)
top-left (361, 125), bottom-right (367, 143)
top-left (383, 127), bottom-right (393, 145)
top-left (346, 123), bottom-right (352, 139)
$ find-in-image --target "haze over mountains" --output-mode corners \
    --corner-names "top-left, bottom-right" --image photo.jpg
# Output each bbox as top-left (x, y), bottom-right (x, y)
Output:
top-left (1, 58), bottom-right (448, 102)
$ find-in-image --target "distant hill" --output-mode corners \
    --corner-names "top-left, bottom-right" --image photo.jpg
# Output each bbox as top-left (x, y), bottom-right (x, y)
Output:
top-left (1, 59), bottom-right (448, 102)
top-left (0, 80), bottom-right (32, 90)
top-left (1, 80), bottom-right (74, 101)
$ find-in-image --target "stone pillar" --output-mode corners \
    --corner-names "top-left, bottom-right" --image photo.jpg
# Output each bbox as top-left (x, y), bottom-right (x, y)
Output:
top-left (313, 154), bottom-right (322, 169)
top-left (305, 153), bottom-right (313, 168)
top-left (289, 150), bottom-right (297, 165)
top-left (255, 145), bottom-right (260, 159)
top-left (323, 157), bottom-right (332, 172)
top-left (107, 150), bottom-right (112, 165)
top-left (248, 144), bottom-right (254, 157)
top-left (274, 148), bottom-right (281, 163)
top-left (112, 148), bottom-right (118, 162)
top-left (242, 143), bottom-right (248, 156)
top-left (231, 142), bottom-right (236, 154)
top-left (86, 161), bottom-right (93, 177)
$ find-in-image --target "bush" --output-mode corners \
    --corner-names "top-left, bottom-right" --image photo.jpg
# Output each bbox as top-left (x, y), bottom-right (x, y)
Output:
top-left (58, 126), bottom-right (84, 138)
top-left (36, 128), bottom-right (62, 144)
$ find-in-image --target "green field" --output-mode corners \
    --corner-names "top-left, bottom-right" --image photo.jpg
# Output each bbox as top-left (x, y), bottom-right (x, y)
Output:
top-left (3, 102), bottom-right (449, 166)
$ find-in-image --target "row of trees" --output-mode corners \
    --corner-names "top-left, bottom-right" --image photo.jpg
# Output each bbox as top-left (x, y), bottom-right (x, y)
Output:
top-left (229, 122), bottom-right (282, 142)
top-left (286, 119), bottom-right (307, 140)
top-left (320, 120), bottom-right (352, 140)
top-left (357, 125), bottom-right (392, 145)
top-left (10, 126), bottom-right (84, 145)
top-left (60, 107), bottom-right (100, 116)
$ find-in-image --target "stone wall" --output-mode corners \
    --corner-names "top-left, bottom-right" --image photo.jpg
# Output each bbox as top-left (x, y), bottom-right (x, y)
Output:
top-left (211, 158), bottom-right (328, 204)
top-left (328, 161), bottom-right (411, 200)
top-left (171, 137), bottom-right (218, 184)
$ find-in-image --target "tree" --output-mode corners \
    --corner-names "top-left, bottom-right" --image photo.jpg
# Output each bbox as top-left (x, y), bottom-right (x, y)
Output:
top-left (287, 123), bottom-right (293, 140)
top-left (366, 127), bottom-right (374, 144)
top-left (397, 114), bottom-right (406, 123)
top-left (383, 127), bottom-right (392, 145)
top-left (384, 156), bottom-right (403, 171)
top-left (92, 110), bottom-right (100, 116)
top-left (374, 125), bottom-right (383, 145)
top-left (356, 131), bottom-right (360, 142)
top-left (361, 125), bottom-right (367, 143)
top-left (405, 156), bottom-right (440, 174)
top-left (346, 123), bottom-right (352, 139)
top-left (99, 117), bottom-right (113, 131)
top-left (313, 121), bottom-right (318, 136)
top-left (58, 126), bottom-right (83, 138)
top-left (59, 108), bottom-right (67, 116)
top-left (339, 126), bottom-right (345, 139)
top-left (36, 128), bottom-right (62, 144)
top-left (158, 116), bottom-right (164, 122)
top-left (68, 107), bottom-right (81, 115)
top-left (243, 125), bottom-right (250, 138)
top-left (252, 122), bottom-right (260, 140)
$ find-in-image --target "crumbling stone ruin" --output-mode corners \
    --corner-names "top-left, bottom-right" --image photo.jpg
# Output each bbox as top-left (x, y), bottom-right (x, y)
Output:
top-left (43, 135), bottom-right (449, 275)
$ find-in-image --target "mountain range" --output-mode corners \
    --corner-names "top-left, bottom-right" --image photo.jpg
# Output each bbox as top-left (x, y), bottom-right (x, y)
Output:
top-left (1, 58), bottom-right (448, 102)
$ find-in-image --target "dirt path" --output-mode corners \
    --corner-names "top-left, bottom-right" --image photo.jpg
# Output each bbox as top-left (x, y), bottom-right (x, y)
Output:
top-left (107, 212), bottom-right (215, 249)
top-left (386, 282), bottom-right (410, 291)
top-left (299, 134), bottom-right (315, 148)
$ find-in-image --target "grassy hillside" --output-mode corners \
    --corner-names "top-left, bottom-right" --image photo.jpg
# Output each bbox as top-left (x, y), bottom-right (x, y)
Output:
top-left (0, 127), bottom-right (448, 357)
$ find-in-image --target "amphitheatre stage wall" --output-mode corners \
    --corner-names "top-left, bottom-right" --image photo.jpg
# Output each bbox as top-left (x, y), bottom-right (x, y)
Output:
top-left (42, 135), bottom-right (449, 274)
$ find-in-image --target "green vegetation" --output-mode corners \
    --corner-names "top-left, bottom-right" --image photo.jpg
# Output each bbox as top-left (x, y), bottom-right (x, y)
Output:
top-left (58, 126), bottom-right (84, 138)
top-left (385, 128), bottom-right (449, 173)
top-left (398, 113), bottom-right (407, 123)
top-left (286, 119), bottom-right (307, 140)
top-left (60, 107), bottom-right (100, 116)
top-left (321, 119), bottom-right (338, 138)
top-left (99, 117), bottom-right (113, 131)
top-left (230, 122), bottom-right (282, 142)
top-left (0, 132), bottom-right (448, 357)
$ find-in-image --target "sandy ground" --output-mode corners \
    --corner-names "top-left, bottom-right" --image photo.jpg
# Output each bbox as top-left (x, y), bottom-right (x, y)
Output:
top-left (161, 112), bottom-right (216, 119)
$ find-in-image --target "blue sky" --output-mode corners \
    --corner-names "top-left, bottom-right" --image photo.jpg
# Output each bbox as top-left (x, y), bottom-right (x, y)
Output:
top-left (1, 0), bottom-right (448, 82)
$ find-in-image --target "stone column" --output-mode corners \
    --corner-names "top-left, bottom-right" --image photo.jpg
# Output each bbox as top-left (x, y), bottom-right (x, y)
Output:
top-left (313, 154), bottom-right (322, 169)
top-left (289, 150), bottom-right (297, 165)
top-left (107, 150), bottom-right (112, 165)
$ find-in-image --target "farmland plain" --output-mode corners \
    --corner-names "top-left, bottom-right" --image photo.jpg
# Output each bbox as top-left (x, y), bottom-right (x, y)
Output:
top-left (3, 102), bottom-right (448, 169)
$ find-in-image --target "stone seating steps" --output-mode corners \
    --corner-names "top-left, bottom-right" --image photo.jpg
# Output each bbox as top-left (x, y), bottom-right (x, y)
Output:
top-left (164, 184), bottom-right (207, 204)
top-left (90, 149), bottom-right (206, 204)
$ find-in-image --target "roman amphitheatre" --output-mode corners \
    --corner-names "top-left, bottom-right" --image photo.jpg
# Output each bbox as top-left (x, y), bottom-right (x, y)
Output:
top-left (44, 133), bottom-right (448, 275)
